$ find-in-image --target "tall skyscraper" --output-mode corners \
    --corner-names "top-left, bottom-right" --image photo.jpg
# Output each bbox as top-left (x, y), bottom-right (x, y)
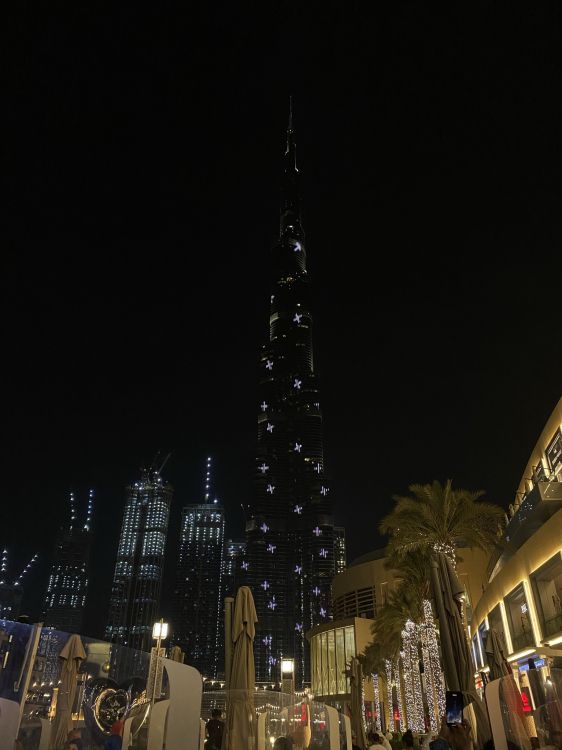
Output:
top-left (172, 457), bottom-right (225, 678)
top-left (334, 527), bottom-right (347, 575)
top-left (0, 549), bottom-right (38, 621)
top-left (223, 539), bottom-right (246, 598)
top-left (242, 104), bottom-right (338, 685)
top-left (43, 490), bottom-right (94, 632)
top-left (106, 462), bottom-right (172, 653)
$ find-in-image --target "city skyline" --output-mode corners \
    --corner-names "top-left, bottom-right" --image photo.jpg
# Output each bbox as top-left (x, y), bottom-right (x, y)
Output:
top-left (4, 4), bottom-right (562, 638)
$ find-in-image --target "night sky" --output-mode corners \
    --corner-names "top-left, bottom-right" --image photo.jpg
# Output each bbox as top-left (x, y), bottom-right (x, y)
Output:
top-left (4, 4), bottom-right (562, 638)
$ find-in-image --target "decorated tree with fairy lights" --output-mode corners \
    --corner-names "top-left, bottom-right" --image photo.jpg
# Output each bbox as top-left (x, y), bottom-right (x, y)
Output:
top-left (372, 480), bottom-right (504, 730)
top-left (380, 479), bottom-right (504, 564)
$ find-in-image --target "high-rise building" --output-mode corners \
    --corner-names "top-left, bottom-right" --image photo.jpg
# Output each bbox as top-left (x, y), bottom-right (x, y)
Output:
top-left (241, 104), bottom-right (339, 685)
top-left (223, 539), bottom-right (246, 598)
top-left (106, 464), bottom-right (172, 653)
top-left (0, 549), bottom-right (39, 621)
top-left (334, 527), bottom-right (347, 575)
top-left (43, 490), bottom-right (94, 632)
top-left (172, 457), bottom-right (225, 678)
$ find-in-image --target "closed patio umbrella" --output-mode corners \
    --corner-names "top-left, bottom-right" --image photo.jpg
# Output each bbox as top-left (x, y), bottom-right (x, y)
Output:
top-left (222, 586), bottom-right (257, 750)
top-left (484, 629), bottom-right (511, 682)
top-left (49, 634), bottom-right (87, 749)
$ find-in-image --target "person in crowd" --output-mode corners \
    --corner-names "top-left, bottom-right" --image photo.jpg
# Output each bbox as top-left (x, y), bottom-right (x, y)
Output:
top-left (206, 708), bottom-right (225, 750)
top-left (402, 730), bottom-right (415, 748)
top-left (273, 737), bottom-right (293, 750)
top-left (66, 728), bottom-right (83, 750)
top-left (104, 721), bottom-right (124, 750)
top-left (380, 730), bottom-right (392, 750)
top-left (351, 729), bottom-right (362, 750)
top-left (368, 731), bottom-right (387, 750)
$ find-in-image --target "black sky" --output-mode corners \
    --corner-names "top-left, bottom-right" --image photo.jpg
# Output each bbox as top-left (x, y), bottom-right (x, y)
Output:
top-left (4, 3), bottom-right (562, 637)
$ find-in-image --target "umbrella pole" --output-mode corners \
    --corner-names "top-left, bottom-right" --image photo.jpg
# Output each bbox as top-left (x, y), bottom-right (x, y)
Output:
top-left (224, 597), bottom-right (234, 690)
top-left (430, 555), bottom-right (460, 692)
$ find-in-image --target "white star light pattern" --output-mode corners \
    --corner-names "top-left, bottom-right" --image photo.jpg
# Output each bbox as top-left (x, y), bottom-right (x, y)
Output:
top-left (266, 484), bottom-right (275, 494)
top-left (294, 378), bottom-right (302, 390)
top-left (315, 462), bottom-right (322, 473)
top-left (319, 548), bottom-right (328, 558)
top-left (268, 596), bottom-right (277, 610)
top-left (313, 526), bottom-right (322, 537)
top-left (293, 312), bottom-right (302, 324)
top-left (265, 360), bottom-right (273, 370)
top-left (294, 442), bottom-right (302, 453)
top-left (267, 423), bottom-right (274, 433)
top-left (313, 586), bottom-right (320, 596)
top-left (241, 561), bottom-right (249, 570)
top-left (293, 505), bottom-right (302, 514)
top-left (294, 565), bottom-right (302, 574)
top-left (260, 523), bottom-right (269, 533)
top-left (263, 635), bottom-right (272, 646)
top-left (294, 242), bottom-right (301, 253)
top-left (295, 623), bottom-right (303, 632)
top-left (261, 580), bottom-right (270, 590)
top-left (259, 463), bottom-right (269, 474)
top-left (267, 544), bottom-right (276, 554)
top-left (320, 607), bottom-right (327, 618)
top-left (261, 401), bottom-right (268, 412)
top-left (320, 486), bottom-right (329, 496)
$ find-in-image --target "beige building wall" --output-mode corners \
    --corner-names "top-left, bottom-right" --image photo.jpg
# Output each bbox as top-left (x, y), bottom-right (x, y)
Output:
top-left (472, 508), bottom-right (562, 657)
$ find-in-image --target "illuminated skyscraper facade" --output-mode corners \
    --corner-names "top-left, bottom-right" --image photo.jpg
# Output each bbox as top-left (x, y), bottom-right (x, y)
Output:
top-left (106, 467), bottom-right (172, 653)
top-left (242, 107), bottom-right (338, 685)
top-left (334, 527), bottom-right (347, 575)
top-left (223, 539), bottom-right (246, 597)
top-left (43, 490), bottom-right (94, 632)
top-left (173, 457), bottom-right (225, 678)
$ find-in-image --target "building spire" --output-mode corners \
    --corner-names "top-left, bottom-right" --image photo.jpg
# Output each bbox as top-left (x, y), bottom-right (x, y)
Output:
top-left (280, 96), bottom-right (302, 237)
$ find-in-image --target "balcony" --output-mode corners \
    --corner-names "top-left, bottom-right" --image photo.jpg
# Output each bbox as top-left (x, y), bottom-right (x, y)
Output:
top-left (489, 476), bottom-right (562, 581)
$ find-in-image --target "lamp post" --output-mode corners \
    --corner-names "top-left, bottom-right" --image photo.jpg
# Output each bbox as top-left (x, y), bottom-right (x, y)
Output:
top-left (149, 619), bottom-right (169, 708)
top-left (281, 658), bottom-right (295, 696)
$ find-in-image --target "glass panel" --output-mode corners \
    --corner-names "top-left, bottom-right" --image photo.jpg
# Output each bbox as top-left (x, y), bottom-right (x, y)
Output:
top-left (320, 631), bottom-right (327, 696)
top-left (531, 553), bottom-right (562, 637)
top-left (335, 628), bottom-right (345, 694)
top-left (344, 626), bottom-right (355, 693)
top-left (504, 584), bottom-right (534, 650)
top-left (327, 629), bottom-right (336, 695)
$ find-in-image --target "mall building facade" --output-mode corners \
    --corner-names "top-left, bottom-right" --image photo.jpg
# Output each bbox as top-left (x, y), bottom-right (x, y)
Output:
top-left (471, 397), bottom-right (562, 688)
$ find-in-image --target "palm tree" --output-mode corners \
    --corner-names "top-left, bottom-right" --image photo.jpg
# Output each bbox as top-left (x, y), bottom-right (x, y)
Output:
top-left (380, 479), bottom-right (504, 562)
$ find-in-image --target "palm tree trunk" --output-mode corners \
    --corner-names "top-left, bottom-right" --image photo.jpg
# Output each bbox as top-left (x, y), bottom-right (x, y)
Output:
top-left (430, 554), bottom-right (460, 691)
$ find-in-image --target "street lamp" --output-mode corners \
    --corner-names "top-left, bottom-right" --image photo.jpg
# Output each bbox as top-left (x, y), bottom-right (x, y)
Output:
top-left (149, 619), bottom-right (169, 708)
top-left (281, 658), bottom-right (295, 695)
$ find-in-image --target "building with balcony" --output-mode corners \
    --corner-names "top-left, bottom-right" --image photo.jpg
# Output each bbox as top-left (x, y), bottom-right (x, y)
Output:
top-left (472, 397), bottom-right (562, 680)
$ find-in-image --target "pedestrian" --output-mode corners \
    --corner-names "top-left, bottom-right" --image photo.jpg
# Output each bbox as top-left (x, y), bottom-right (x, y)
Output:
top-left (104, 721), bottom-right (124, 750)
top-left (368, 731), bottom-right (387, 750)
top-left (66, 728), bottom-right (83, 750)
top-left (206, 708), bottom-right (225, 750)
top-left (402, 730), bottom-right (415, 749)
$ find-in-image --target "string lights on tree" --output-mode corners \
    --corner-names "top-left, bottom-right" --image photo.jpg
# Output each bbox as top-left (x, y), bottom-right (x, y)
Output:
top-left (372, 673), bottom-right (381, 732)
top-left (401, 620), bottom-right (425, 732)
top-left (385, 660), bottom-right (395, 732)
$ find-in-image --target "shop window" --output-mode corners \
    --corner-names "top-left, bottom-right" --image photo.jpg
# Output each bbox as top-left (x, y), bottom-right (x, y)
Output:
top-left (504, 584), bottom-right (534, 651)
top-left (488, 604), bottom-right (507, 652)
top-left (531, 553), bottom-right (562, 638)
top-left (478, 621), bottom-right (489, 666)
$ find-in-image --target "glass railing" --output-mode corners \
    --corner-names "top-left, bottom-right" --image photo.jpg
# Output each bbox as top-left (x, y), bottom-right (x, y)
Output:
top-left (0, 620), bottom-right (351, 750)
top-left (486, 667), bottom-right (562, 750)
top-left (0, 619), bottom-right (202, 750)
top-left (201, 689), bottom-right (350, 749)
